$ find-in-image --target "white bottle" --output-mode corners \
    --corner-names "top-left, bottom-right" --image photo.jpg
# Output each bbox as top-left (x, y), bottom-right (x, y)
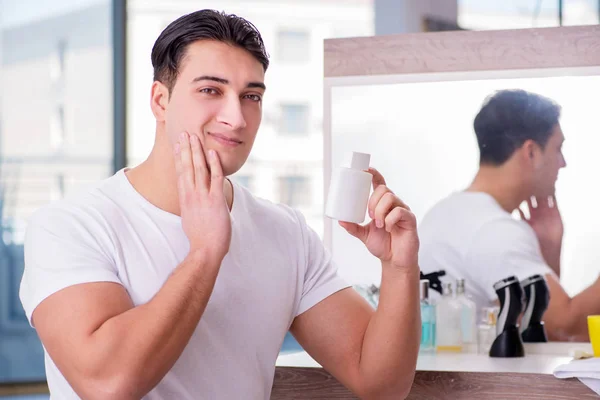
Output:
top-left (435, 282), bottom-right (463, 352)
top-left (456, 278), bottom-right (477, 351)
top-left (325, 152), bottom-right (372, 223)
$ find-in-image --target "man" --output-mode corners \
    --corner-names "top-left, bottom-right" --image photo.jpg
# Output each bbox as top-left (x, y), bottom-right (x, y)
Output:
top-left (20, 10), bottom-right (420, 399)
top-left (419, 89), bottom-right (600, 342)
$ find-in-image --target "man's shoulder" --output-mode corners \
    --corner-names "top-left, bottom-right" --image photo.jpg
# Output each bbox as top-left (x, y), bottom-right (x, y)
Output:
top-left (424, 192), bottom-right (512, 225)
top-left (28, 173), bottom-right (123, 234)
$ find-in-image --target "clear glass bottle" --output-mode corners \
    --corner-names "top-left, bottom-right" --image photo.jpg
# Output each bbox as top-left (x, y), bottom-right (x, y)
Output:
top-left (436, 282), bottom-right (463, 352)
top-left (419, 279), bottom-right (436, 353)
top-left (456, 278), bottom-right (477, 350)
top-left (477, 306), bottom-right (499, 355)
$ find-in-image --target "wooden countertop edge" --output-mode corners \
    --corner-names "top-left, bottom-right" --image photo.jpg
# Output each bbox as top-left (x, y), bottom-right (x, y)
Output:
top-left (272, 366), bottom-right (598, 399)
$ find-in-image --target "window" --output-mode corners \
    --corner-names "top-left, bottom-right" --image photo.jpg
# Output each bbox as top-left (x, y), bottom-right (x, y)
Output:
top-left (50, 174), bottom-right (66, 201)
top-left (279, 103), bottom-right (309, 135)
top-left (458, 0), bottom-right (599, 30)
top-left (0, 0), bottom-right (116, 384)
top-left (278, 176), bottom-right (311, 208)
top-left (276, 30), bottom-right (310, 63)
top-left (50, 39), bottom-right (67, 81)
top-left (50, 104), bottom-right (66, 149)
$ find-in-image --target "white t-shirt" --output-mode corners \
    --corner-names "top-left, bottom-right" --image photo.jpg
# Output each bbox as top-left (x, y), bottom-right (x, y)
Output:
top-left (418, 192), bottom-right (553, 310)
top-left (20, 169), bottom-right (349, 399)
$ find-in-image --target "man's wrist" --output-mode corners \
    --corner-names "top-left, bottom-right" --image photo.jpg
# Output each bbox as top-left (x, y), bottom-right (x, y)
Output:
top-left (186, 249), bottom-right (222, 271)
top-left (381, 262), bottom-right (420, 281)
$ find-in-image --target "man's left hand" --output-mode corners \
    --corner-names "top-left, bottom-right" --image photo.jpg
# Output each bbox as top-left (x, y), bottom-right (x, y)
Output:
top-left (339, 168), bottom-right (419, 271)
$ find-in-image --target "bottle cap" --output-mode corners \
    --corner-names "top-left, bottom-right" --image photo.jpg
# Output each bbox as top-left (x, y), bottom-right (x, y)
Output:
top-left (442, 282), bottom-right (453, 295)
top-left (456, 278), bottom-right (466, 293)
top-left (350, 152), bottom-right (370, 170)
top-left (420, 279), bottom-right (429, 301)
top-left (482, 307), bottom-right (498, 326)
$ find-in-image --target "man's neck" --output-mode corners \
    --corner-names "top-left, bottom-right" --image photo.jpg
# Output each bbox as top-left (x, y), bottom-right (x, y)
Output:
top-left (125, 142), bottom-right (233, 216)
top-left (466, 164), bottom-right (529, 213)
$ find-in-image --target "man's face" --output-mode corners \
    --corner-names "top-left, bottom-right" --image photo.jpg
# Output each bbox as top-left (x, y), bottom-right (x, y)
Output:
top-left (532, 124), bottom-right (567, 197)
top-left (159, 40), bottom-right (265, 176)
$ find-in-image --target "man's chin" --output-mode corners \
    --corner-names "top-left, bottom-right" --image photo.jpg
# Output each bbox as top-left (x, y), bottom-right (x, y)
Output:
top-left (218, 160), bottom-right (245, 178)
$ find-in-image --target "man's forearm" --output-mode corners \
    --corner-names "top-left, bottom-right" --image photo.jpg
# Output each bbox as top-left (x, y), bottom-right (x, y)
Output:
top-left (541, 245), bottom-right (561, 277)
top-left (558, 277), bottom-right (600, 341)
top-left (83, 251), bottom-right (220, 398)
top-left (357, 265), bottom-right (421, 398)
top-left (544, 273), bottom-right (600, 342)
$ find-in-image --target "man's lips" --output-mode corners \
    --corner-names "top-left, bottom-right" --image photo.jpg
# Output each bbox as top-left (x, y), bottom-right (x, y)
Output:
top-left (208, 132), bottom-right (243, 146)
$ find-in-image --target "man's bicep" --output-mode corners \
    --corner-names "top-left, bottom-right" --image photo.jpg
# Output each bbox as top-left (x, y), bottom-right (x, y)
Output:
top-left (290, 287), bottom-right (373, 392)
top-left (33, 282), bottom-right (133, 381)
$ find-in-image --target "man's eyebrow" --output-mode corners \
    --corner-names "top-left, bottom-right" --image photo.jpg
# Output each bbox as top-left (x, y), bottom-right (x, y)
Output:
top-left (247, 81), bottom-right (266, 90)
top-left (191, 75), bottom-right (266, 90)
top-left (191, 75), bottom-right (228, 85)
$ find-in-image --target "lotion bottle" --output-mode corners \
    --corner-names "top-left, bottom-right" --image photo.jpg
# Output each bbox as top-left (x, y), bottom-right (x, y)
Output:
top-left (325, 152), bottom-right (372, 223)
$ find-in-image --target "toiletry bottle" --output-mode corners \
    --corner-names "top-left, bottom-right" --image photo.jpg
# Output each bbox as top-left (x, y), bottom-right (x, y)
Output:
top-left (325, 152), bottom-right (372, 223)
top-left (477, 306), bottom-right (499, 355)
top-left (456, 278), bottom-right (477, 351)
top-left (436, 282), bottom-right (463, 352)
top-left (419, 279), bottom-right (436, 353)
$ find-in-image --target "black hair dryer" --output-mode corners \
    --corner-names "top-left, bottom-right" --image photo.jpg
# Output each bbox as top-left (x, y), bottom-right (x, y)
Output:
top-left (489, 276), bottom-right (525, 358)
top-left (520, 274), bottom-right (550, 343)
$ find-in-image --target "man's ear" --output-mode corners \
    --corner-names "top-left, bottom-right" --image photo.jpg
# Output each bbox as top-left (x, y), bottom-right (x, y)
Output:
top-left (522, 139), bottom-right (542, 168)
top-left (150, 81), bottom-right (169, 122)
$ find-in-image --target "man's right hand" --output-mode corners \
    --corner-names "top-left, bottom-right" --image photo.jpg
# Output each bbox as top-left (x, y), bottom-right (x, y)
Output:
top-left (174, 131), bottom-right (231, 264)
top-left (518, 196), bottom-right (563, 275)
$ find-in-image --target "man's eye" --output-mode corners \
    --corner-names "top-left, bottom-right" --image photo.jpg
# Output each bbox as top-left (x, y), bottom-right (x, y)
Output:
top-left (244, 94), bottom-right (262, 102)
top-left (199, 88), bottom-right (218, 95)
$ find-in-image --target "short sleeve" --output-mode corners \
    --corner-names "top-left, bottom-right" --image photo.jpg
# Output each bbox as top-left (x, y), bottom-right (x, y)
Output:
top-left (294, 210), bottom-right (350, 316)
top-left (465, 218), bottom-right (554, 303)
top-left (20, 205), bottom-right (122, 326)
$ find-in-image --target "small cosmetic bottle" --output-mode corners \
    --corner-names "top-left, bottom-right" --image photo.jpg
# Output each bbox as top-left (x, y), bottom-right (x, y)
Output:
top-left (419, 279), bottom-right (436, 353)
top-left (456, 278), bottom-right (477, 351)
top-left (436, 282), bottom-right (463, 352)
top-left (325, 152), bottom-right (372, 223)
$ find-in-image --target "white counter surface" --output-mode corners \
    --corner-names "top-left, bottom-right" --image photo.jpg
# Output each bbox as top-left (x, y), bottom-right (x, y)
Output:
top-left (276, 342), bottom-right (593, 375)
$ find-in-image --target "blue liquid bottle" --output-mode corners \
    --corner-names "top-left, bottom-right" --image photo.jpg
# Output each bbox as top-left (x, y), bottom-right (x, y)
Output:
top-left (419, 279), bottom-right (436, 353)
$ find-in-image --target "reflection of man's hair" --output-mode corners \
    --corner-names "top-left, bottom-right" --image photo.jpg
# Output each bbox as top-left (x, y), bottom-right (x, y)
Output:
top-left (151, 9), bottom-right (270, 95)
top-left (474, 89), bottom-right (561, 166)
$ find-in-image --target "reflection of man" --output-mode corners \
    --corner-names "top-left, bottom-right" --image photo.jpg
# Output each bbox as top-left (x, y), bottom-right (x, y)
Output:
top-left (419, 89), bottom-right (599, 342)
top-left (20, 9), bottom-right (420, 399)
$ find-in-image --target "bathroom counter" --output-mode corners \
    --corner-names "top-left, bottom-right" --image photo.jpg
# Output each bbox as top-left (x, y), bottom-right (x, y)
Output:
top-left (272, 345), bottom-right (597, 399)
top-left (277, 350), bottom-right (573, 374)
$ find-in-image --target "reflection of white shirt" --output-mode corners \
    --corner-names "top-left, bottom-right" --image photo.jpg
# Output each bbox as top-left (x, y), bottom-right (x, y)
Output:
top-left (418, 192), bottom-right (553, 310)
top-left (20, 169), bottom-right (349, 399)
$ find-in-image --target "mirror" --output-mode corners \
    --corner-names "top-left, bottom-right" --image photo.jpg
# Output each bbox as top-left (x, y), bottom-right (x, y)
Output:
top-left (323, 26), bottom-right (600, 358)
top-left (328, 74), bottom-right (600, 301)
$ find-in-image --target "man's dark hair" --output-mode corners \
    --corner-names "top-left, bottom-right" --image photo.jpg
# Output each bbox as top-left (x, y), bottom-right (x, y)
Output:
top-left (473, 89), bottom-right (561, 165)
top-left (151, 9), bottom-right (269, 94)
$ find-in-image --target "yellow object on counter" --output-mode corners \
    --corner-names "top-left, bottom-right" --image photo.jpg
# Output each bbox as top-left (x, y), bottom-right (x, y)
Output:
top-left (436, 345), bottom-right (463, 353)
top-left (587, 315), bottom-right (600, 357)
